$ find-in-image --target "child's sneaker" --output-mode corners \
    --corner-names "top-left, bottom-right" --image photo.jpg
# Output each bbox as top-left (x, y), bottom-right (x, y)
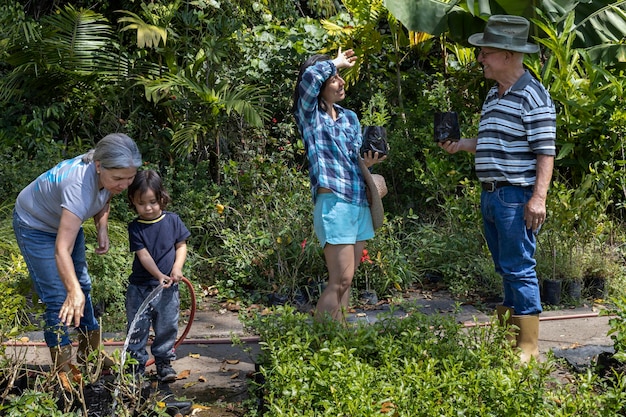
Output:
top-left (156, 362), bottom-right (177, 383)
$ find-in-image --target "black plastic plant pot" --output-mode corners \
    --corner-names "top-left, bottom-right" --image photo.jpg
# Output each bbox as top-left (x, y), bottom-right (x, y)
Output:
top-left (434, 111), bottom-right (461, 142)
top-left (542, 278), bottom-right (562, 305)
top-left (567, 280), bottom-right (582, 301)
top-left (360, 126), bottom-right (388, 157)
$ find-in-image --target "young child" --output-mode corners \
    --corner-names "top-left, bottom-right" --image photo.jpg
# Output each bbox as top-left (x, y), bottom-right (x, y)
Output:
top-left (126, 170), bottom-right (191, 382)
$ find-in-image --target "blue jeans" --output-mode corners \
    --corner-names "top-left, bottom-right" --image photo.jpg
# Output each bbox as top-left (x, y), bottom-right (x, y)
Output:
top-left (481, 186), bottom-right (543, 315)
top-left (126, 283), bottom-right (179, 366)
top-left (13, 211), bottom-right (99, 347)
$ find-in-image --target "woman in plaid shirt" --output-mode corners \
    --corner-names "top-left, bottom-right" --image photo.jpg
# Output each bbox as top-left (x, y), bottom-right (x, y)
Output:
top-left (293, 48), bottom-right (386, 322)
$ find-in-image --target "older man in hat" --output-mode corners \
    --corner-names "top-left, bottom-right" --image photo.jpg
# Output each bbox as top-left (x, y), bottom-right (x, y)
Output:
top-left (439, 15), bottom-right (556, 363)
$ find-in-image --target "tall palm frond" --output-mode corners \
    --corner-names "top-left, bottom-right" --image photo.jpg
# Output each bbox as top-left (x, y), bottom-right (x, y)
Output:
top-left (171, 122), bottom-right (209, 157)
top-left (139, 72), bottom-right (270, 157)
top-left (43, 6), bottom-right (114, 73)
top-left (117, 10), bottom-right (168, 49)
top-left (0, 5), bottom-right (119, 102)
top-left (139, 72), bottom-right (270, 127)
top-left (217, 84), bottom-right (272, 128)
top-left (139, 72), bottom-right (217, 103)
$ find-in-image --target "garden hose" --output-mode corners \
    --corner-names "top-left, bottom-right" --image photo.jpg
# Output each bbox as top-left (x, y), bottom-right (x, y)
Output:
top-left (145, 276), bottom-right (196, 367)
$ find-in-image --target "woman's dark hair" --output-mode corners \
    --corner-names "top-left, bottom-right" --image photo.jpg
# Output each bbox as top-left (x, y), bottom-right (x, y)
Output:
top-left (127, 169), bottom-right (171, 211)
top-left (292, 54), bottom-right (331, 114)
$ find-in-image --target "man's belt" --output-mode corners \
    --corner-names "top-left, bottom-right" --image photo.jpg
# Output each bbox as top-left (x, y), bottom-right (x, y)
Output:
top-left (481, 181), bottom-right (514, 192)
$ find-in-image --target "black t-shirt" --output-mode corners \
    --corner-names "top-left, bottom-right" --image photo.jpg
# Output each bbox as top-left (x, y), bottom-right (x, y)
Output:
top-left (128, 211), bottom-right (191, 285)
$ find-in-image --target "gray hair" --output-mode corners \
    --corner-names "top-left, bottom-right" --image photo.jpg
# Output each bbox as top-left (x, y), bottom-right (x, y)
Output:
top-left (82, 133), bottom-right (142, 169)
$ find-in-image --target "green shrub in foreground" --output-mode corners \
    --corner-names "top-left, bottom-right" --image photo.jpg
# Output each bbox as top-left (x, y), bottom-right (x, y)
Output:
top-left (245, 305), bottom-right (626, 416)
top-left (0, 390), bottom-right (80, 416)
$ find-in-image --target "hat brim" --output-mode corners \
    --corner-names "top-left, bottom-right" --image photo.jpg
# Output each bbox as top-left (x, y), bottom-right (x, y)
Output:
top-left (359, 159), bottom-right (385, 230)
top-left (468, 33), bottom-right (540, 54)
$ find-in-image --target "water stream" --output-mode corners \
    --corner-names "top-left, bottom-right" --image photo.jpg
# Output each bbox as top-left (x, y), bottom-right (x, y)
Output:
top-left (111, 283), bottom-right (164, 413)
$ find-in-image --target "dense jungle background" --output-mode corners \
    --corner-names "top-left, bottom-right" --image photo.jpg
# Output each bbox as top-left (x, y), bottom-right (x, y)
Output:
top-left (4, 0), bottom-right (626, 415)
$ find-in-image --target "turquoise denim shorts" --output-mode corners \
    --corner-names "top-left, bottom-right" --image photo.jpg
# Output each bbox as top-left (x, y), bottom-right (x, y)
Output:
top-left (313, 193), bottom-right (374, 248)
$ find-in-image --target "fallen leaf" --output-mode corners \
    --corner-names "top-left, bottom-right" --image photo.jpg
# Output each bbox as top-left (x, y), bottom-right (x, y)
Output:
top-left (188, 353), bottom-right (201, 359)
top-left (230, 372), bottom-right (239, 379)
top-left (70, 366), bottom-right (82, 384)
top-left (198, 376), bottom-right (207, 382)
top-left (201, 285), bottom-right (219, 297)
top-left (191, 404), bottom-right (211, 410)
top-left (177, 369), bottom-right (191, 379)
top-left (182, 381), bottom-right (197, 389)
top-left (59, 371), bottom-right (72, 392)
top-left (380, 401), bottom-right (396, 413)
top-left (19, 336), bottom-right (29, 343)
top-left (225, 302), bottom-right (240, 311)
top-left (226, 359), bottom-right (240, 364)
top-left (191, 404), bottom-right (211, 415)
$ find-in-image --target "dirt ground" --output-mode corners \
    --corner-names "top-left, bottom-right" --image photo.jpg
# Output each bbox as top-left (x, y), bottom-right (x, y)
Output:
top-left (166, 401), bottom-right (247, 416)
top-left (183, 406), bottom-right (244, 416)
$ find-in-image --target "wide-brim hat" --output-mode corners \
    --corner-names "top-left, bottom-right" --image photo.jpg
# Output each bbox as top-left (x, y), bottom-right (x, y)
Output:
top-left (468, 15), bottom-right (539, 54)
top-left (359, 159), bottom-right (387, 230)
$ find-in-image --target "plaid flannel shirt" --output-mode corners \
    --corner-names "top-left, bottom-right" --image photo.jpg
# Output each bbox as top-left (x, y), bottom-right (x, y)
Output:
top-left (294, 60), bottom-right (366, 206)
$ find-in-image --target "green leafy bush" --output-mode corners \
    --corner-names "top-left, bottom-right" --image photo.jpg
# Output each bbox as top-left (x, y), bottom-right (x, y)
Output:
top-left (0, 390), bottom-right (80, 416)
top-left (246, 305), bottom-right (626, 416)
top-left (606, 295), bottom-right (626, 363)
top-left (194, 156), bottom-right (327, 303)
top-left (83, 220), bottom-right (134, 332)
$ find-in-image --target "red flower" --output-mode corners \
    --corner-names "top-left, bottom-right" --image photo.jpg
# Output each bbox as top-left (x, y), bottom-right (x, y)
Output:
top-left (300, 239), bottom-right (307, 254)
top-left (272, 118), bottom-right (277, 123)
top-left (360, 249), bottom-right (372, 264)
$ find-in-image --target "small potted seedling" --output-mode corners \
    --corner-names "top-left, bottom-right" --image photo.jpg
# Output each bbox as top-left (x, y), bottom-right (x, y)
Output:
top-left (428, 78), bottom-right (460, 143)
top-left (360, 92), bottom-right (390, 157)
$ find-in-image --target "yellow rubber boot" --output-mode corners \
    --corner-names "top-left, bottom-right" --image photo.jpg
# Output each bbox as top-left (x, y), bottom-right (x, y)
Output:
top-left (77, 329), bottom-right (115, 369)
top-left (495, 305), bottom-right (515, 345)
top-left (510, 314), bottom-right (540, 363)
top-left (495, 305), bottom-right (514, 325)
top-left (49, 344), bottom-right (73, 373)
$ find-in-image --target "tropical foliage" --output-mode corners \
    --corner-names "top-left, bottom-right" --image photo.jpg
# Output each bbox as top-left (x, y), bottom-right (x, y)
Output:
top-left (2, 0), bottom-right (626, 413)
top-left (385, 0), bottom-right (626, 65)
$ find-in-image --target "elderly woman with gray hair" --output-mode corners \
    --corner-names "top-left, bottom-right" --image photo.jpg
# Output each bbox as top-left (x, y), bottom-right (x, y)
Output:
top-left (13, 133), bottom-right (142, 374)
